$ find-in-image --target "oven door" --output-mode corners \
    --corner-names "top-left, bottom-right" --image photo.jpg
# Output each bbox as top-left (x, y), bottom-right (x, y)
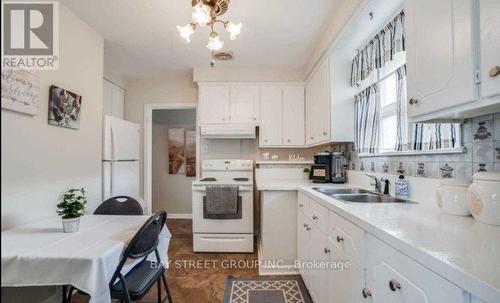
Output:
top-left (192, 184), bottom-right (253, 234)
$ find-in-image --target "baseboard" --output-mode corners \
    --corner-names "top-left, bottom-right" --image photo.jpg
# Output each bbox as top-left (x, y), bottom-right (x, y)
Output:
top-left (167, 213), bottom-right (192, 219)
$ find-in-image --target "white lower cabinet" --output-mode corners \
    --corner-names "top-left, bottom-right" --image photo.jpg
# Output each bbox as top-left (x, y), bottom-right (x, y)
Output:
top-left (297, 192), bottom-right (475, 303)
top-left (365, 234), bottom-right (465, 303)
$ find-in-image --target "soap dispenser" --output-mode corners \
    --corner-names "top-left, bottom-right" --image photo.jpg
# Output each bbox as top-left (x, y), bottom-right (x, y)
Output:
top-left (395, 162), bottom-right (410, 198)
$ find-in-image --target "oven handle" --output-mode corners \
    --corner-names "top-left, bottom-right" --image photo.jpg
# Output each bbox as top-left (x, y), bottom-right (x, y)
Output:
top-left (192, 187), bottom-right (253, 192)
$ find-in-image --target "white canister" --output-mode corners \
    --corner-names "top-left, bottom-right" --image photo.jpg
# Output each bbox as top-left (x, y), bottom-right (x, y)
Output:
top-left (466, 172), bottom-right (500, 226)
top-left (436, 179), bottom-right (471, 216)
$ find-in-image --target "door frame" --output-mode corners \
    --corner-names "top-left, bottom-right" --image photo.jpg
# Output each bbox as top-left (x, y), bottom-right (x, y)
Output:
top-left (143, 103), bottom-right (198, 215)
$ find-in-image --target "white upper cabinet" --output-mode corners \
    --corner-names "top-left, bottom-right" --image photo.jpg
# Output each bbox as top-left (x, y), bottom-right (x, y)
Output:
top-left (306, 59), bottom-right (331, 145)
top-left (103, 79), bottom-right (125, 119)
top-left (199, 85), bottom-right (230, 124)
top-left (480, 0), bottom-right (500, 99)
top-left (405, 0), bottom-right (477, 119)
top-left (282, 86), bottom-right (305, 146)
top-left (230, 85), bottom-right (260, 124)
top-left (260, 86), bottom-right (283, 146)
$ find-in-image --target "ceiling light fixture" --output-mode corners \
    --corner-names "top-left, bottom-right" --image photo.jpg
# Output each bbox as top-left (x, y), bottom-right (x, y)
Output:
top-left (177, 0), bottom-right (242, 65)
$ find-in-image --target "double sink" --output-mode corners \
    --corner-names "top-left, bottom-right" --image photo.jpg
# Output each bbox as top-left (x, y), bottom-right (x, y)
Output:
top-left (313, 187), bottom-right (414, 204)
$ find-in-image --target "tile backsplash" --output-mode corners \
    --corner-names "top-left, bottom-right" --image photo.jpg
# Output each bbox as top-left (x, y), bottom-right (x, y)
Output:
top-left (348, 113), bottom-right (500, 180)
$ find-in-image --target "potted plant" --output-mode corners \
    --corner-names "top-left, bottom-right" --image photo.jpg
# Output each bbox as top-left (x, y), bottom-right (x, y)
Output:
top-left (303, 167), bottom-right (311, 180)
top-left (57, 188), bottom-right (87, 233)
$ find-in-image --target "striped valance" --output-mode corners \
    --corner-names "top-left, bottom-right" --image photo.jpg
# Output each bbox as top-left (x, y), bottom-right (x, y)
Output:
top-left (350, 11), bottom-right (405, 87)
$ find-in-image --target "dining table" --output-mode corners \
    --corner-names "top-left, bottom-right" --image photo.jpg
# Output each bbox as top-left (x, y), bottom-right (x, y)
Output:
top-left (1, 214), bottom-right (171, 303)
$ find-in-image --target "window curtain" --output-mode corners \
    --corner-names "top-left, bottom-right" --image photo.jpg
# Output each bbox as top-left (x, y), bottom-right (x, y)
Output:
top-left (351, 11), bottom-right (405, 87)
top-left (412, 123), bottom-right (459, 151)
top-left (395, 65), bottom-right (407, 151)
top-left (355, 84), bottom-right (380, 153)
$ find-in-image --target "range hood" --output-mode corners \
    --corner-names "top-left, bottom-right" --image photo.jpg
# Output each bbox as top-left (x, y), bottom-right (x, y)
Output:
top-left (200, 125), bottom-right (256, 139)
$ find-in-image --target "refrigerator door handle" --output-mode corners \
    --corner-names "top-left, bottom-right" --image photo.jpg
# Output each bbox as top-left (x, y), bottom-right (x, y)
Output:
top-left (110, 123), bottom-right (117, 161)
top-left (109, 162), bottom-right (114, 196)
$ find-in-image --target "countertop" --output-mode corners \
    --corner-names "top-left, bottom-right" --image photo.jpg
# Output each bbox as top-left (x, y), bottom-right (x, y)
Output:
top-left (256, 179), bottom-right (500, 302)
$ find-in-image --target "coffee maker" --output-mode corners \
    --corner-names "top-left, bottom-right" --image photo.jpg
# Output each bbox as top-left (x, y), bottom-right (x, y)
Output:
top-left (310, 152), bottom-right (332, 183)
top-left (331, 152), bottom-right (347, 183)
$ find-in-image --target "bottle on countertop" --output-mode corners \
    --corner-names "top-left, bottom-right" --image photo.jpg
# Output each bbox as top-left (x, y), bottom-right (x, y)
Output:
top-left (395, 162), bottom-right (410, 198)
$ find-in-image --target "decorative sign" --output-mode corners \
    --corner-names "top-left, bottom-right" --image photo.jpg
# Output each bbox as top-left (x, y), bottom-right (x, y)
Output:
top-left (1, 69), bottom-right (40, 115)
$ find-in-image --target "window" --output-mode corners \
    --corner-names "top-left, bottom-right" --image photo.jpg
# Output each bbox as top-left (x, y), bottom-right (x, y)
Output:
top-left (379, 73), bottom-right (402, 151)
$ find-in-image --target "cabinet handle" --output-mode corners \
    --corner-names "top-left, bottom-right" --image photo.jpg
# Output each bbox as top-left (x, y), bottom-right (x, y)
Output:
top-left (389, 279), bottom-right (401, 291)
top-left (324, 247), bottom-right (331, 254)
top-left (310, 136), bottom-right (314, 140)
top-left (253, 117), bottom-right (257, 121)
top-left (303, 224), bottom-right (308, 228)
top-left (264, 139), bottom-right (268, 143)
top-left (287, 139), bottom-right (291, 143)
top-left (306, 226), bottom-right (312, 231)
top-left (299, 203), bottom-right (304, 208)
top-left (312, 215), bottom-right (318, 220)
top-left (409, 98), bottom-right (419, 105)
top-left (362, 288), bottom-right (372, 298)
top-left (489, 65), bottom-right (500, 77)
top-left (323, 131), bottom-right (327, 136)
top-left (336, 235), bottom-right (344, 243)
top-left (222, 118), bottom-right (226, 121)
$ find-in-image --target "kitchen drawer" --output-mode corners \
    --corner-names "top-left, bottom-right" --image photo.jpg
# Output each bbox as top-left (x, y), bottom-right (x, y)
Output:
top-left (366, 234), bottom-right (464, 303)
top-left (328, 211), bottom-right (365, 267)
top-left (297, 192), bottom-right (310, 217)
top-left (193, 233), bottom-right (253, 253)
top-left (309, 198), bottom-right (328, 233)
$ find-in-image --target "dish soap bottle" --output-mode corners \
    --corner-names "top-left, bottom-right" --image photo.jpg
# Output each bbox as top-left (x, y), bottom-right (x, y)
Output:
top-left (395, 162), bottom-right (410, 198)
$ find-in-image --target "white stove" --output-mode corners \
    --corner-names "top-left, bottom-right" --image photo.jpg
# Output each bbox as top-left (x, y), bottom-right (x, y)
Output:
top-left (192, 159), bottom-right (254, 252)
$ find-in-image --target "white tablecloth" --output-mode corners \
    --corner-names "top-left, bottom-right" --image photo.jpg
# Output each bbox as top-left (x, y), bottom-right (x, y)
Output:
top-left (1, 215), bottom-right (171, 303)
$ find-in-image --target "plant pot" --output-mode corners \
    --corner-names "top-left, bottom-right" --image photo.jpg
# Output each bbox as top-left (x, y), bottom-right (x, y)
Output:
top-left (62, 217), bottom-right (80, 233)
top-left (303, 172), bottom-right (310, 180)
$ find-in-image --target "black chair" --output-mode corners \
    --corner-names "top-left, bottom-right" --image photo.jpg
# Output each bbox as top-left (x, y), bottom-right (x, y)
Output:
top-left (109, 210), bottom-right (173, 303)
top-left (94, 196), bottom-right (144, 216)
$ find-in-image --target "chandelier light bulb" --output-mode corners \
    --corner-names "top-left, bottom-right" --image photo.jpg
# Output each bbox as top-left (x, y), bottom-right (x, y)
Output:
top-left (177, 23), bottom-right (195, 43)
top-left (192, 2), bottom-right (212, 26)
top-left (207, 34), bottom-right (224, 52)
top-left (225, 22), bottom-right (242, 40)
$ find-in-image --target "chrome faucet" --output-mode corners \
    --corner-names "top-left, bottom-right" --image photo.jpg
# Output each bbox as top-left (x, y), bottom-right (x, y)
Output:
top-left (365, 174), bottom-right (382, 193)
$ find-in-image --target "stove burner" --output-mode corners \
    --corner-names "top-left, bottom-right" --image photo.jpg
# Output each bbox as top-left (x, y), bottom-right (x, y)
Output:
top-left (200, 177), bottom-right (216, 182)
top-left (233, 178), bottom-right (249, 182)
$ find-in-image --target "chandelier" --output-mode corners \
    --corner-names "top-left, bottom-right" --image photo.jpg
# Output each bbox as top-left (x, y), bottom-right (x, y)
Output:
top-left (177, 0), bottom-right (242, 57)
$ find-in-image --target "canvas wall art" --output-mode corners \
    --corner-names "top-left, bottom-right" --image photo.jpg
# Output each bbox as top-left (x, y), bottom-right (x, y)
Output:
top-left (1, 69), bottom-right (40, 115)
top-left (48, 85), bottom-right (82, 129)
top-left (185, 130), bottom-right (196, 177)
top-left (168, 128), bottom-right (186, 174)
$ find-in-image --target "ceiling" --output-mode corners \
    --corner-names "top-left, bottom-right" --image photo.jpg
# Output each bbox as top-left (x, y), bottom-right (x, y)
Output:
top-left (60, 0), bottom-right (342, 79)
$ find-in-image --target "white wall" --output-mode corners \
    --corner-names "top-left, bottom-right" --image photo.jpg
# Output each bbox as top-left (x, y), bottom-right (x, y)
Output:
top-left (152, 109), bottom-right (196, 215)
top-left (1, 5), bottom-right (104, 230)
top-left (125, 71), bottom-right (198, 197)
top-left (0, 4), bottom-right (104, 302)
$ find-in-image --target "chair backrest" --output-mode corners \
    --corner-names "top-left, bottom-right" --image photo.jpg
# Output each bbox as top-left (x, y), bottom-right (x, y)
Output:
top-left (122, 210), bottom-right (167, 259)
top-left (94, 196), bottom-right (143, 215)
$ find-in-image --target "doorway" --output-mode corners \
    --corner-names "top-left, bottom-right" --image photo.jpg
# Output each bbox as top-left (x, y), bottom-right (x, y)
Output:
top-left (144, 104), bottom-right (197, 216)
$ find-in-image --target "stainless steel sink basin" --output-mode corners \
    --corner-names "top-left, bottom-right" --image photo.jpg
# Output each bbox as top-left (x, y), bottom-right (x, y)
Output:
top-left (333, 194), bottom-right (411, 203)
top-left (313, 187), bottom-right (371, 196)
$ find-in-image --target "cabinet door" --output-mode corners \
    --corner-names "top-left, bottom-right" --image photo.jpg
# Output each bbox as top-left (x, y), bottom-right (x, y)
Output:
top-left (260, 86), bottom-right (283, 146)
top-left (230, 85), bottom-right (260, 124)
top-left (199, 86), bottom-right (230, 124)
top-left (306, 59), bottom-right (331, 145)
top-left (405, 0), bottom-right (476, 118)
top-left (297, 212), bottom-right (312, 289)
top-left (480, 0), bottom-right (500, 99)
top-left (309, 223), bottom-right (328, 303)
top-left (283, 86), bottom-right (305, 146)
top-left (327, 237), bottom-right (365, 303)
top-left (366, 235), bottom-right (464, 303)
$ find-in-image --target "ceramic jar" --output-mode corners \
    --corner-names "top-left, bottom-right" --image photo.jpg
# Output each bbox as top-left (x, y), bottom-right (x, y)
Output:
top-left (436, 179), bottom-right (471, 216)
top-left (466, 172), bottom-right (500, 226)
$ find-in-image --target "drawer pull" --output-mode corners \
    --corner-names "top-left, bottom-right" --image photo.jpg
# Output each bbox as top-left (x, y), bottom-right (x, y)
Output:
top-left (324, 247), bottom-right (331, 254)
top-left (306, 226), bottom-right (312, 231)
top-left (409, 98), bottom-right (419, 105)
top-left (312, 215), bottom-right (318, 220)
top-left (489, 65), bottom-right (500, 77)
top-left (362, 288), bottom-right (372, 298)
top-left (336, 235), bottom-right (344, 243)
top-left (389, 279), bottom-right (401, 291)
top-left (299, 203), bottom-right (304, 208)
top-left (303, 224), bottom-right (308, 228)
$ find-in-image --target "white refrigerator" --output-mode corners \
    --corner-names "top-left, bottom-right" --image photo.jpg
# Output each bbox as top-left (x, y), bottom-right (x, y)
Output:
top-left (102, 115), bottom-right (140, 202)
